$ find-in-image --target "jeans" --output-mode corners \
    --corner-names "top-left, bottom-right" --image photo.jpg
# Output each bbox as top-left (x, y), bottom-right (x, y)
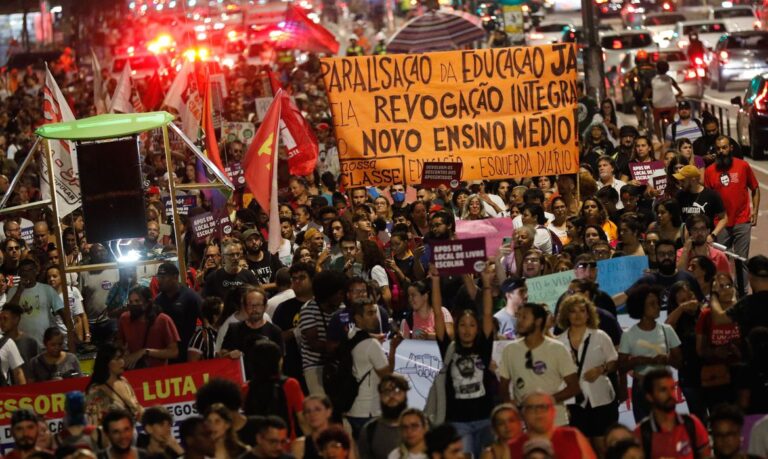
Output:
top-left (453, 419), bottom-right (493, 459)
top-left (304, 367), bottom-right (325, 396)
top-left (718, 223), bottom-right (752, 297)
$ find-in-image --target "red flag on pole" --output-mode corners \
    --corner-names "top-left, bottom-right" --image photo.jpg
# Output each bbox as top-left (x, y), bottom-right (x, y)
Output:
top-left (201, 75), bottom-right (226, 175)
top-left (244, 89), bottom-right (282, 212)
top-left (280, 93), bottom-right (318, 176)
top-left (142, 71), bottom-right (164, 112)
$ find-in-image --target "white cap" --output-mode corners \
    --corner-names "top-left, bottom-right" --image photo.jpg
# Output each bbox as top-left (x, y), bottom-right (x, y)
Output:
top-left (375, 31), bottom-right (386, 41)
top-left (349, 34), bottom-right (359, 41)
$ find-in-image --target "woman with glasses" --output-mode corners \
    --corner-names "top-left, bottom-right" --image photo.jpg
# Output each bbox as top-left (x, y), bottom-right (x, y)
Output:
top-left (426, 263), bottom-right (495, 459)
top-left (480, 404), bottom-right (522, 459)
top-left (388, 409), bottom-right (428, 459)
top-left (291, 396), bottom-right (334, 459)
top-left (696, 272), bottom-right (741, 413)
top-left (618, 284), bottom-right (682, 423)
top-left (373, 197), bottom-right (394, 230)
top-left (547, 197), bottom-right (569, 246)
top-left (556, 295), bottom-right (618, 456)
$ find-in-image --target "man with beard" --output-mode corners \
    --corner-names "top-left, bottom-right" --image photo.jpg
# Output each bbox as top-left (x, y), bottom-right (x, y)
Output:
top-left (613, 126), bottom-right (638, 182)
top-left (6, 409), bottom-right (48, 459)
top-left (154, 262), bottom-right (202, 363)
top-left (614, 239), bottom-right (704, 309)
top-left (498, 303), bottom-right (581, 427)
top-left (203, 240), bottom-right (258, 319)
top-left (117, 286), bottom-right (179, 368)
top-left (665, 100), bottom-right (703, 148)
top-left (359, 374), bottom-right (410, 459)
top-left (634, 368), bottom-right (709, 459)
top-left (272, 263), bottom-right (315, 385)
top-left (705, 135), bottom-right (760, 297)
top-left (196, 243), bottom-right (222, 288)
top-left (676, 165), bottom-right (727, 236)
top-left (242, 229), bottom-right (283, 290)
top-left (346, 297), bottom-right (401, 437)
top-left (219, 286), bottom-right (283, 379)
top-left (98, 408), bottom-right (149, 459)
top-left (422, 211), bottom-right (463, 311)
top-left (144, 220), bottom-right (162, 252)
top-left (677, 215), bottom-right (730, 274)
top-left (693, 117), bottom-right (742, 163)
top-left (327, 275), bottom-right (390, 351)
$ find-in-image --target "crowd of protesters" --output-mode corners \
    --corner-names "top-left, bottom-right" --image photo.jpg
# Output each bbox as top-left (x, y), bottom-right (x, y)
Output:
top-left (0, 6), bottom-right (767, 459)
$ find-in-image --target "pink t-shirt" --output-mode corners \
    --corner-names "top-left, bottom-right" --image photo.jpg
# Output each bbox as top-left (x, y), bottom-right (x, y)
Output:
top-left (401, 307), bottom-right (453, 338)
top-left (677, 246), bottom-right (731, 274)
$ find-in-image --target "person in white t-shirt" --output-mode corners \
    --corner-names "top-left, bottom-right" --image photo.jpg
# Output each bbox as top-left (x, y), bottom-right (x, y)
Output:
top-left (347, 297), bottom-right (402, 438)
top-left (0, 333), bottom-right (25, 385)
top-left (388, 408), bottom-right (428, 459)
top-left (498, 303), bottom-right (581, 426)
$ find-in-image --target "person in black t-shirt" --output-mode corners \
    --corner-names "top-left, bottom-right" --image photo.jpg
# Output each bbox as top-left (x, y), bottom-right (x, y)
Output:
top-left (272, 263), bottom-right (316, 385)
top-left (220, 286), bottom-right (283, 380)
top-left (154, 262), bottom-right (203, 363)
top-left (675, 165), bottom-right (727, 238)
top-left (204, 240), bottom-right (259, 320)
top-left (243, 229), bottom-right (284, 290)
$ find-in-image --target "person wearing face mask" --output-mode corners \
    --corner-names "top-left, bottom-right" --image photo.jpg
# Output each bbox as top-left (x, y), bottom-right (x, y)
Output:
top-left (390, 184), bottom-right (408, 212)
top-left (693, 116), bottom-right (742, 164)
top-left (704, 135), bottom-right (759, 298)
top-left (117, 286), bottom-right (179, 369)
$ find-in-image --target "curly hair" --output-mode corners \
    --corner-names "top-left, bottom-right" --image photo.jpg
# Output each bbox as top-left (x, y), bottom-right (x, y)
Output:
top-left (557, 295), bottom-right (600, 330)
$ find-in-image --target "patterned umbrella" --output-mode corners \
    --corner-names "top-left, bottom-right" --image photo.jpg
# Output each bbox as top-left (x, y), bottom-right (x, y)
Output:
top-left (387, 9), bottom-right (487, 54)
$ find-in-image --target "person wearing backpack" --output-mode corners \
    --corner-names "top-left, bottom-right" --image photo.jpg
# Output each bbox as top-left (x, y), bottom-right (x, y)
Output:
top-left (634, 368), bottom-right (710, 459)
top-left (664, 101), bottom-right (704, 149)
top-left (344, 297), bottom-right (403, 439)
top-left (424, 262), bottom-right (495, 459)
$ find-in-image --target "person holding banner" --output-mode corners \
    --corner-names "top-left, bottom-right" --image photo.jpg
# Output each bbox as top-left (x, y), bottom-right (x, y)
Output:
top-left (426, 262), bottom-right (495, 459)
top-left (85, 343), bottom-right (143, 425)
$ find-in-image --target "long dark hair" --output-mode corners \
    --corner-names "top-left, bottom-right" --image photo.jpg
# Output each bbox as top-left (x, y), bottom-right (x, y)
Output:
top-left (243, 341), bottom-right (288, 419)
top-left (360, 240), bottom-right (386, 272)
top-left (600, 99), bottom-right (618, 127)
top-left (87, 342), bottom-right (123, 390)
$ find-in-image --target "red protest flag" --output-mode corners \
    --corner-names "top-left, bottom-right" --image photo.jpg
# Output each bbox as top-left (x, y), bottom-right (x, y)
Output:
top-left (280, 92), bottom-right (319, 177)
top-left (201, 75), bottom-right (226, 175)
top-left (244, 89), bottom-right (282, 212)
top-left (142, 71), bottom-right (164, 112)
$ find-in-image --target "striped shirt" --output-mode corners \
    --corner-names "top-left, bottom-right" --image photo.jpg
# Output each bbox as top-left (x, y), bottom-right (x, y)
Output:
top-left (299, 300), bottom-right (334, 369)
top-left (188, 325), bottom-right (217, 360)
top-left (665, 119), bottom-right (703, 142)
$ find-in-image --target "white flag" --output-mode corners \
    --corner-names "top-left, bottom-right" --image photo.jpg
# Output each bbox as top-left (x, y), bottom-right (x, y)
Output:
top-left (91, 49), bottom-right (106, 115)
top-left (109, 62), bottom-right (134, 114)
top-left (162, 61), bottom-right (201, 138)
top-left (162, 61), bottom-right (192, 111)
top-left (41, 63), bottom-right (80, 217)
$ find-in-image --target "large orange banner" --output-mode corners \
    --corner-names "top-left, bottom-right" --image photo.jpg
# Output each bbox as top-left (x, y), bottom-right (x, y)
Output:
top-left (320, 45), bottom-right (580, 187)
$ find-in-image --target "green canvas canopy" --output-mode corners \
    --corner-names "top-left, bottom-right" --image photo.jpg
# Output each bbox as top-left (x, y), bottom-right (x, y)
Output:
top-left (35, 112), bottom-right (175, 140)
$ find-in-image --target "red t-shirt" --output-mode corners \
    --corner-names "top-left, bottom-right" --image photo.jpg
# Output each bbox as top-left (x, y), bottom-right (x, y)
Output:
top-left (118, 312), bottom-right (181, 367)
top-left (704, 159), bottom-right (758, 226)
top-left (634, 415), bottom-right (710, 459)
top-left (696, 307), bottom-right (741, 347)
top-left (509, 428), bottom-right (584, 459)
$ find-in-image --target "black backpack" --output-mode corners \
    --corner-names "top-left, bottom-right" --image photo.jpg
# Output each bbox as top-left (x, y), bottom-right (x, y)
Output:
top-left (639, 414), bottom-right (701, 459)
top-left (323, 330), bottom-right (372, 414)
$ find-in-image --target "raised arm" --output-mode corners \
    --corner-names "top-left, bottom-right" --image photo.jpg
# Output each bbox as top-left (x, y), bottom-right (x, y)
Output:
top-left (429, 264), bottom-right (447, 342)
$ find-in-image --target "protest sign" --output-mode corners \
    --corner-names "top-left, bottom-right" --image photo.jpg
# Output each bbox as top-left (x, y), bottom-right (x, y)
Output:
top-left (456, 217), bottom-right (514, 258)
top-left (19, 225), bottom-right (33, 246)
top-left (214, 210), bottom-right (234, 239)
top-left (221, 122), bottom-right (256, 144)
top-left (0, 359), bottom-right (243, 452)
top-left (597, 255), bottom-right (649, 296)
top-left (526, 270), bottom-right (574, 309)
top-left (162, 195), bottom-right (197, 217)
top-left (651, 172), bottom-right (667, 194)
top-left (225, 162), bottom-right (246, 189)
top-left (321, 45), bottom-right (580, 187)
top-left (431, 237), bottom-right (486, 275)
top-left (190, 212), bottom-right (217, 243)
top-left (420, 162), bottom-right (463, 188)
top-left (629, 160), bottom-right (665, 185)
top-left (694, 155), bottom-right (705, 169)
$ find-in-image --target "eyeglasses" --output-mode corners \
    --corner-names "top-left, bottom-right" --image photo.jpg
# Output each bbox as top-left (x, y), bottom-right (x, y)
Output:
top-left (719, 283), bottom-right (734, 289)
top-left (522, 404), bottom-right (553, 412)
top-left (525, 350), bottom-right (533, 369)
top-left (381, 387), bottom-right (404, 396)
top-left (576, 262), bottom-right (597, 269)
top-left (6, 246), bottom-right (19, 252)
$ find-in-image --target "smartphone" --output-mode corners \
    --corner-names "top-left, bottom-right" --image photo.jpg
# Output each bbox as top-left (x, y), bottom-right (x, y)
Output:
top-left (414, 236), bottom-right (423, 245)
top-left (503, 237), bottom-right (512, 245)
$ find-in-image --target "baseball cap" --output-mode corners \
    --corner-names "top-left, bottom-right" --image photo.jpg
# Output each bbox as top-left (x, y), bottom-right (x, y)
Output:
top-left (11, 409), bottom-right (37, 427)
top-left (747, 255), bottom-right (768, 277)
top-left (242, 229), bottom-right (262, 241)
top-left (157, 262), bottom-right (180, 276)
top-left (678, 100), bottom-right (692, 109)
top-left (673, 164), bottom-right (701, 181)
top-left (501, 276), bottom-right (526, 294)
top-left (619, 125), bottom-right (639, 138)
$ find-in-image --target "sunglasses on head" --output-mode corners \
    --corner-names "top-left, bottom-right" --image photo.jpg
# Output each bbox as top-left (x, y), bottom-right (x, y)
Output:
top-left (525, 350), bottom-right (533, 369)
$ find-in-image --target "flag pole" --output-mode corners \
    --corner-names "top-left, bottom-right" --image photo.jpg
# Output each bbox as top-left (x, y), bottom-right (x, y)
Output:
top-left (0, 137), bottom-right (40, 210)
top-left (162, 123), bottom-right (187, 284)
top-left (43, 138), bottom-right (76, 347)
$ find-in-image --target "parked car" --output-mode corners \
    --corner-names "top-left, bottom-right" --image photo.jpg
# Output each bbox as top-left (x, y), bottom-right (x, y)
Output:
top-left (600, 29), bottom-right (657, 71)
top-left (643, 12), bottom-right (687, 48)
top-left (596, 0), bottom-right (623, 17)
top-left (614, 49), bottom-right (705, 113)
top-left (732, 74), bottom-right (768, 159)
top-left (527, 22), bottom-right (573, 45)
top-left (671, 20), bottom-right (728, 49)
top-left (710, 31), bottom-right (768, 91)
top-left (710, 6), bottom-right (759, 32)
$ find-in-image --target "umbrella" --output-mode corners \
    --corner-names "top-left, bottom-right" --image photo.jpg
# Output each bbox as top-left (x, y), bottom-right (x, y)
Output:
top-left (387, 9), bottom-right (487, 54)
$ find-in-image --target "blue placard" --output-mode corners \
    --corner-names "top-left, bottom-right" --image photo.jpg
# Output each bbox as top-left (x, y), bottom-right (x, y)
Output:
top-left (596, 256), bottom-right (649, 297)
